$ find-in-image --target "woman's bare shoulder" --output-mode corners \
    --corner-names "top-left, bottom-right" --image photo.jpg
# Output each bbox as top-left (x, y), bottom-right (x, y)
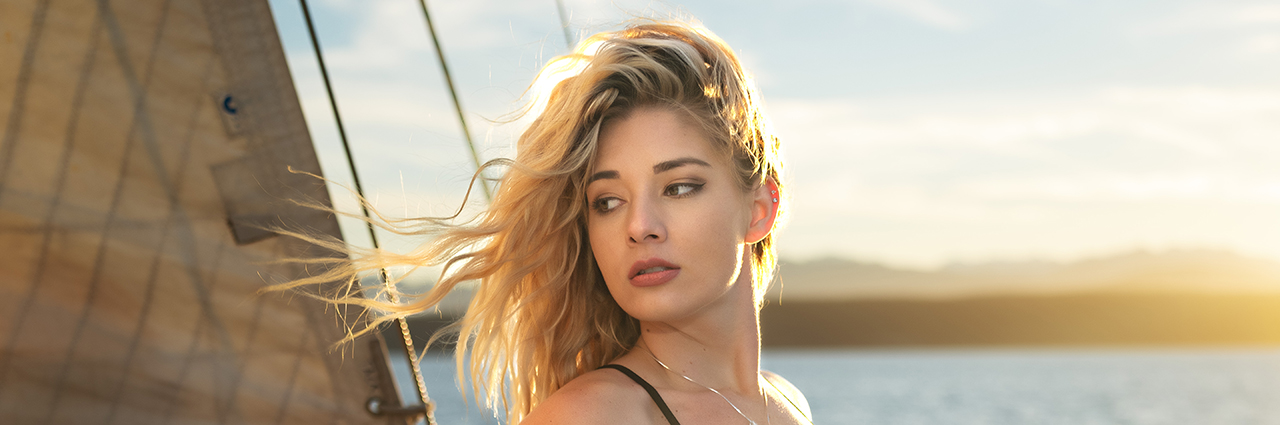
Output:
top-left (519, 367), bottom-right (656, 425)
top-left (761, 370), bottom-right (813, 421)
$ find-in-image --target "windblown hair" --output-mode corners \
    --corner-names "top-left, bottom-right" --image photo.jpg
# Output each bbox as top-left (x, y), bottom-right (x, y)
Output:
top-left (275, 19), bottom-right (786, 423)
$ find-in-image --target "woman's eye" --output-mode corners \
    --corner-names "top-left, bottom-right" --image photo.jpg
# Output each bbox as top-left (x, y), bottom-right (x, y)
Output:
top-left (592, 197), bottom-right (623, 213)
top-left (664, 183), bottom-right (703, 197)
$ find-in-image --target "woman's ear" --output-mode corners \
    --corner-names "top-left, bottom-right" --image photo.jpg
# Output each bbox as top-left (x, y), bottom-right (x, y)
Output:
top-left (745, 177), bottom-right (779, 244)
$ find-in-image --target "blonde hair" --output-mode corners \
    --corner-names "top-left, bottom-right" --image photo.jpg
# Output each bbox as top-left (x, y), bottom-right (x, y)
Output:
top-left (276, 19), bottom-right (786, 423)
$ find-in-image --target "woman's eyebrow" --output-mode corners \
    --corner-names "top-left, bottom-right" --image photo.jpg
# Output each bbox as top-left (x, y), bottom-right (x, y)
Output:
top-left (653, 157), bottom-right (710, 174)
top-left (588, 157), bottom-right (710, 183)
top-left (588, 170), bottom-right (619, 183)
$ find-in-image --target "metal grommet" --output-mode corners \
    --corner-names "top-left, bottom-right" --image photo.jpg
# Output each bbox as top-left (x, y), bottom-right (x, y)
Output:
top-left (365, 396), bottom-right (384, 416)
top-left (222, 95), bottom-right (237, 115)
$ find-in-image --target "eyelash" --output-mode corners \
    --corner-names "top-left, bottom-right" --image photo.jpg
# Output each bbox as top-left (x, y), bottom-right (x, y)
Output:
top-left (591, 182), bottom-right (705, 214)
top-left (592, 197), bottom-right (622, 214)
top-left (664, 182), bottom-right (704, 198)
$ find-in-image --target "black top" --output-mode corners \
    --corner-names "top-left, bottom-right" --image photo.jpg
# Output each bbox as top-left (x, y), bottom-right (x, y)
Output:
top-left (599, 364), bottom-right (814, 425)
top-left (600, 364), bottom-right (682, 425)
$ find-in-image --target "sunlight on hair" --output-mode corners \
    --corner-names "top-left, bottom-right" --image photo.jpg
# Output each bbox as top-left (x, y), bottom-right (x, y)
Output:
top-left (702, 84), bottom-right (721, 98)
top-left (526, 41), bottom-right (601, 119)
top-left (272, 20), bottom-right (787, 423)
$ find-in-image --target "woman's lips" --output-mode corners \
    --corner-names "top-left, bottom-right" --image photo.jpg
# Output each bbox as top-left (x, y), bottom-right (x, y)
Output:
top-left (629, 258), bottom-right (680, 287)
top-left (630, 268), bottom-right (679, 287)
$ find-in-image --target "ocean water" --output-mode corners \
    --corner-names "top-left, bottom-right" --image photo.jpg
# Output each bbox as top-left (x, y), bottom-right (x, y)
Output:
top-left (417, 347), bottom-right (1280, 424)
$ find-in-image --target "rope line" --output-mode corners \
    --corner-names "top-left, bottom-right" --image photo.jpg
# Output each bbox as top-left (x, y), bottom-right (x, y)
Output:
top-left (297, 1), bottom-right (435, 423)
top-left (295, 0), bottom-right (585, 420)
top-left (416, 0), bottom-right (491, 202)
top-left (555, 0), bottom-right (574, 48)
top-left (297, 0), bottom-right (376, 239)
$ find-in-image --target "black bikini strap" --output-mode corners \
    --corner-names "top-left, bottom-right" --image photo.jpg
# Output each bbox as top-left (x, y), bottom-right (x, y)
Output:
top-left (599, 364), bottom-right (681, 425)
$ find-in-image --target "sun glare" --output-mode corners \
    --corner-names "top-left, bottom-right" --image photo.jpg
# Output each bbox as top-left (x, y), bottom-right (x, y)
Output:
top-left (525, 41), bottom-right (601, 119)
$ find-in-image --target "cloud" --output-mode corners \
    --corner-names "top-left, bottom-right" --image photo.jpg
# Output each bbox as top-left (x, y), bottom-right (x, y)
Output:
top-left (956, 173), bottom-right (1280, 204)
top-left (1133, 2), bottom-right (1280, 36)
top-left (1240, 33), bottom-right (1280, 55)
top-left (278, 0), bottom-right (1280, 267)
top-left (768, 86), bottom-right (1280, 266)
top-left (309, 1), bottom-right (434, 70)
top-left (772, 87), bottom-right (1280, 154)
top-left (1228, 3), bottom-right (1280, 24)
top-left (774, 0), bottom-right (971, 31)
top-left (1130, 2), bottom-right (1280, 59)
top-left (861, 0), bottom-right (970, 30)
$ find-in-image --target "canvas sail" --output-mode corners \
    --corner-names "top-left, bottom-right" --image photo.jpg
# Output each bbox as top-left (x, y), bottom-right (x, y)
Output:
top-left (0, 0), bottom-right (425, 423)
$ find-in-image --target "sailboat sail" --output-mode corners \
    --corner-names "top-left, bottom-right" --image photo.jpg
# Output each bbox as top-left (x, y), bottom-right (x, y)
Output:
top-left (0, 0), bottom-right (420, 423)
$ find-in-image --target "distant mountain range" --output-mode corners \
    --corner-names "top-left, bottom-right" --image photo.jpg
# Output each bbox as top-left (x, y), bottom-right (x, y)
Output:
top-left (768, 249), bottom-right (1280, 301)
top-left (405, 250), bottom-right (1280, 348)
top-left (760, 292), bottom-right (1280, 347)
top-left (759, 250), bottom-right (1280, 347)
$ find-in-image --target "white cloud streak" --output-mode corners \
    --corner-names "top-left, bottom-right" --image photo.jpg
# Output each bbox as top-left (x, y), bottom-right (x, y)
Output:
top-left (276, 0), bottom-right (1280, 268)
top-left (769, 86), bottom-right (1280, 266)
top-left (1133, 2), bottom-right (1280, 36)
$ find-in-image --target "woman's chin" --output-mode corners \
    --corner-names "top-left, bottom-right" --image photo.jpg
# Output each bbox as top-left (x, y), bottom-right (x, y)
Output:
top-left (618, 290), bottom-right (734, 324)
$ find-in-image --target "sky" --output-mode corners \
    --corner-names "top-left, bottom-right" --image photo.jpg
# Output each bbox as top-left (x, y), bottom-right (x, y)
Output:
top-left (266, 0), bottom-right (1280, 270)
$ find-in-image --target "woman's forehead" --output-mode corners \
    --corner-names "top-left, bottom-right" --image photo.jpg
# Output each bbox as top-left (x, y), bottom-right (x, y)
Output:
top-left (592, 108), bottom-right (719, 168)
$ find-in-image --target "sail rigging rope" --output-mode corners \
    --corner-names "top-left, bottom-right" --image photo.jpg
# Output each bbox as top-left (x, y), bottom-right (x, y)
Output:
top-left (292, 1), bottom-right (583, 422)
top-left (296, 1), bottom-right (435, 423)
top-left (416, 0), bottom-right (492, 202)
top-left (555, 0), bottom-right (574, 47)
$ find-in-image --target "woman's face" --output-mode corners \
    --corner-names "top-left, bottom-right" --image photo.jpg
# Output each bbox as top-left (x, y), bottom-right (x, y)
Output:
top-left (586, 107), bottom-right (771, 322)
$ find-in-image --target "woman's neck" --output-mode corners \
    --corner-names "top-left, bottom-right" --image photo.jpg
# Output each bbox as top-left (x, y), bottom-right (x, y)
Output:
top-left (632, 262), bottom-right (762, 394)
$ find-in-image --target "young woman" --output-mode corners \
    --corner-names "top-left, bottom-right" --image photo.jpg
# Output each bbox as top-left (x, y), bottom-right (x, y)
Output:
top-left (291, 20), bottom-right (811, 425)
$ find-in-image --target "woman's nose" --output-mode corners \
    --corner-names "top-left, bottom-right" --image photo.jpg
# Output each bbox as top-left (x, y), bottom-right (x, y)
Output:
top-left (626, 197), bottom-right (666, 244)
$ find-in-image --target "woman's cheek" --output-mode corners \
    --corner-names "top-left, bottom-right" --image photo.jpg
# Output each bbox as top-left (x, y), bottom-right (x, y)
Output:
top-left (588, 223), bottom-right (622, 285)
